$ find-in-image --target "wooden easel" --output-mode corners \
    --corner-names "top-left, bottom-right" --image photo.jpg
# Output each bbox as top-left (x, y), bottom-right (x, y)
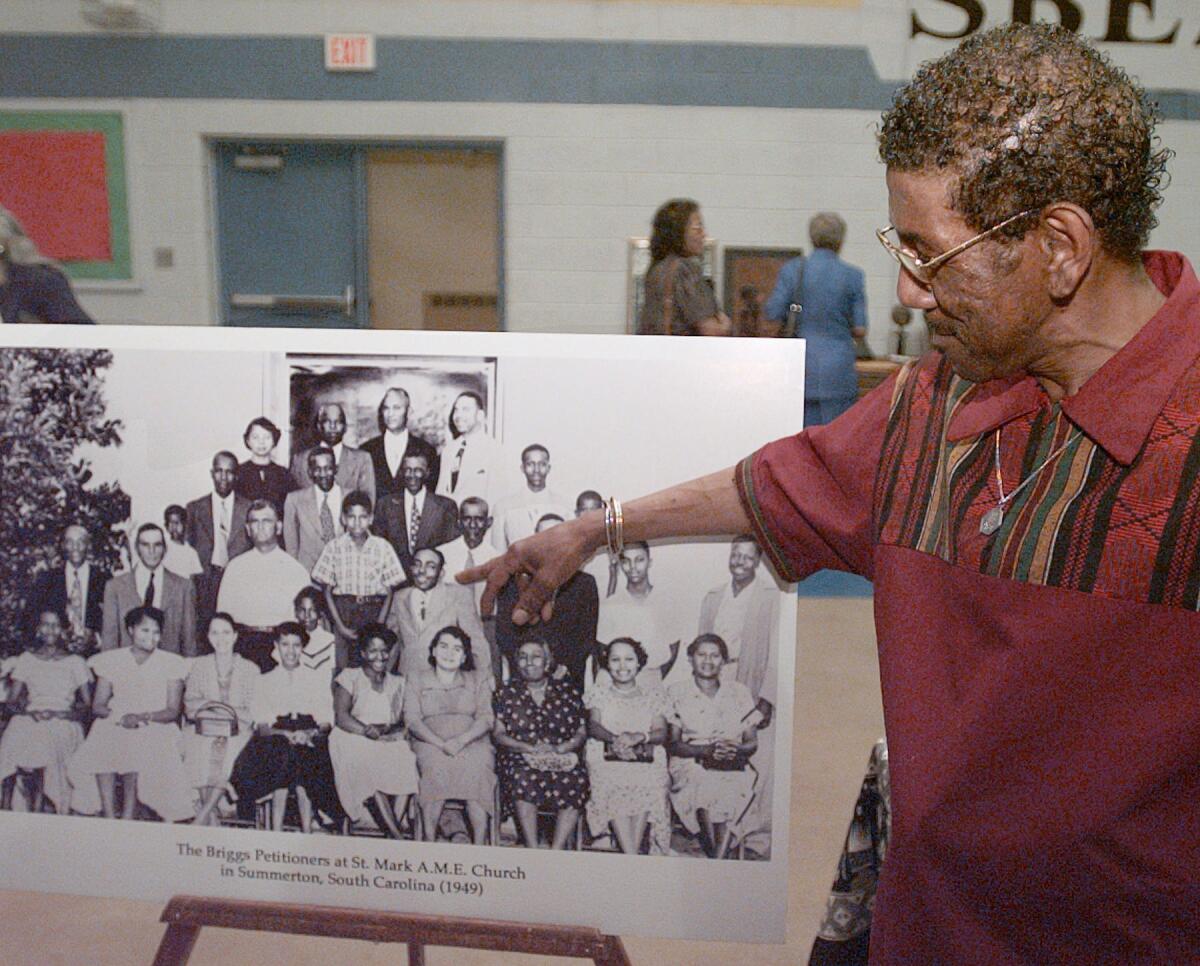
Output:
top-left (153, 895), bottom-right (632, 966)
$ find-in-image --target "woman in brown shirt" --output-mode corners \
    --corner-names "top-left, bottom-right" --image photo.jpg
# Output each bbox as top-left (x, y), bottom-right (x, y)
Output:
top-left (636, 198), bottom-right (732, 336)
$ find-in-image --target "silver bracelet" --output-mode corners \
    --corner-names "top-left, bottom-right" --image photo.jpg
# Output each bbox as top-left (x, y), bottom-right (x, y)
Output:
top-left (604, 496), bottom-right (624, 559)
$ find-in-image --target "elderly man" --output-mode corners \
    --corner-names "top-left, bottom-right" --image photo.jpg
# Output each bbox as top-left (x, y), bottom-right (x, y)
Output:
top-left (216, 500), bottom-right (311, 671)
top-left (185, 450), bottom-right (251, 628)
top-left (28, 524), bottom-right (108, 653)
top-left (490, 444), bottom-right (570, 551)
top-left (289, 401), bottom-right (375, 495)
top-left (101, 523), bottom-right (196, 655)
top-left (283, 444), bottom-right (343, 573)
top-left (362, 387), bottom-right (440, 501)
top-left (470, 25), bottom-right (1200, 963)
top-left (390, 547), bottom-right (488, 679)
top-left (764, 211), bottom-right (867, 426)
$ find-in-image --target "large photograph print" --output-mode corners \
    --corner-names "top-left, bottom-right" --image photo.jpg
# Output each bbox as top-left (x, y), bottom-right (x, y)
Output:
top-left (0, 325), bottom-right (800, 943)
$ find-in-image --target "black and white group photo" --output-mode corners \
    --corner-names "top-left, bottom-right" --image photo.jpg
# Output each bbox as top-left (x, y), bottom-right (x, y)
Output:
top-left (0, 335), bottom-right (790, 868)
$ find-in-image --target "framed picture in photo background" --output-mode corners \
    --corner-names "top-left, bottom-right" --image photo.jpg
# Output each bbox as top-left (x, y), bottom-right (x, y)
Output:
top-left (722, 246), bottom-right (804, 338)
top-left (625, 237), bottom-right (718, 333)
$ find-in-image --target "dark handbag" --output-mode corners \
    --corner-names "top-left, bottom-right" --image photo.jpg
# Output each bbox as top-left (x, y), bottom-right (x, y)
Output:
top-left (195, 701), bottom-right (239, 737)
top-left (699, 745), bottom-right (751, 771)
top-left (603, 741), bottom-right (655, 763)
top-left (782, 254), bottom-right (805, 340)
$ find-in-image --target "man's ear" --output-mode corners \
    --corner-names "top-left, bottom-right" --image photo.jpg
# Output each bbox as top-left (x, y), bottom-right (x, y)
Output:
top-left (1038, 203), bottom-right (1096, 301)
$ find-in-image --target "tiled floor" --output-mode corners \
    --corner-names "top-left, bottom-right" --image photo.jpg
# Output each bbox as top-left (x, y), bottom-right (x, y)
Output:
top-left (0, 595), bottom-right (883, 965)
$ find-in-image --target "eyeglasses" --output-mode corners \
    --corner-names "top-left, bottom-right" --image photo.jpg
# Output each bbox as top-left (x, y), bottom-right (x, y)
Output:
top-left (876, 208), bottom-right (1040, 285)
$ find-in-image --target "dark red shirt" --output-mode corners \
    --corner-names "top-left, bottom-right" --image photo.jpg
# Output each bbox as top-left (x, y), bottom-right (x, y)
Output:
top-left (738, 251), bottom-right (1200, 965)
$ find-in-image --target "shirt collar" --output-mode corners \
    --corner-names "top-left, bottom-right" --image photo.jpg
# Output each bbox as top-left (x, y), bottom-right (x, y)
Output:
top-left (946, 252), bottom-right (1200, 466)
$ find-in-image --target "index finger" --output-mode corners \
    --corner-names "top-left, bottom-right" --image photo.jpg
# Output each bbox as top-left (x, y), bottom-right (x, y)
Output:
top-left (456, 554), bottom-right (515, 617)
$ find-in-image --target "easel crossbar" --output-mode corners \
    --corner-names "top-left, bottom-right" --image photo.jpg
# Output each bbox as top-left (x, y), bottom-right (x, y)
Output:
top-left (156, 895), bottom-right (632, 964)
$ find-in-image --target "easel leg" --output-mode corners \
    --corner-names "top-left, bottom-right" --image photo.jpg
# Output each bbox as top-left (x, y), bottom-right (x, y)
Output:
top-left (407, 941), bottom-right (426, 966)
top-left (152, 924), bottom-right (201, 966)
top-left (593, 935), bottom-right (632, 966)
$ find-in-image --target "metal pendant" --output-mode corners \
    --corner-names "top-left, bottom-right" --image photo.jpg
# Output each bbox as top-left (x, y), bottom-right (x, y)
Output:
top-left (980, 506), bottom-right (1004, 536)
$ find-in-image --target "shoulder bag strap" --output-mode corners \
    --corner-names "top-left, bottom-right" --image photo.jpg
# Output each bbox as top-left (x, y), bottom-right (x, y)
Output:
top-left (661, 259), bottom-right (678, 336)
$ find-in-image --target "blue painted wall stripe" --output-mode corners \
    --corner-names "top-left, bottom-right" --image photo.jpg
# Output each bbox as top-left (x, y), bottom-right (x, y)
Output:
top-left (1, 34), bottom-right (1196, 119)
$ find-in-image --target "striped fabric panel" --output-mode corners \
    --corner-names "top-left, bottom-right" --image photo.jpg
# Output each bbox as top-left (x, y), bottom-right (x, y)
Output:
top-left (875, 354), bottom-right (1200, 607)
top-left (875, 356), bottom-right (982, 560)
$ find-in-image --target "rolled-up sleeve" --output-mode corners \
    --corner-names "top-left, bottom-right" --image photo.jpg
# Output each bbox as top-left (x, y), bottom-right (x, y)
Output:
top-left (735, 372), bottom-right (897, 583)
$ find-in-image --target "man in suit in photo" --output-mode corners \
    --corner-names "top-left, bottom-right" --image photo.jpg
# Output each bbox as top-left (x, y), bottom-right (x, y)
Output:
top-left (374, 451), bottom-right (458, 582)
top-left (389, 547), bottom-right (488, 680)
top-left (496, 514), bottom-right (598, 690)
top-left (283, 444), bottom-right (343, 574)
top-left (185, 450), bottom-right (251, 629)
top-left (362, 387), bottom-right (440, 502)
top-left (289, 401), bottom-right (375, 496)
top-left (27, 523), bottom-right (108, 653)
top-left (101, 523), bottom-right (197, 655)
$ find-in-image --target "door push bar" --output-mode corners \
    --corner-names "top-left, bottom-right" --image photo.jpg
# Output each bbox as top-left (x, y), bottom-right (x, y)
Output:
top-left (230, 285), bottom-right (355, 317)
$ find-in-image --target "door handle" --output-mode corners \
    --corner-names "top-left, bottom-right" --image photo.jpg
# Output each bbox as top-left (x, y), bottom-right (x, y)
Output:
top-left (231, 285), bottom-right (356, 318)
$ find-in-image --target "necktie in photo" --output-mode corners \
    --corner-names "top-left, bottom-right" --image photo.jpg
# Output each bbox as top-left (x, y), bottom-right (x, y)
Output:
top-left (68, 568), bottom-right (85, 633)
top-left (420, 595), bottom-right (427, 622)
top-left (214, 500), bottom-right (230, 568)
top-left (451, 438), bottom-right (466, 491)
top-left (320, 493), bottom-right (335, 542)
top-left (410, 500), bottom-right (422, 549)
top-left (143, 571), bottom-right (157, 608)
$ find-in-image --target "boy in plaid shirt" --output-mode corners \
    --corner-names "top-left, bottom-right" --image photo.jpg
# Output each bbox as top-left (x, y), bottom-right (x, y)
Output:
top-left (311, 490), bottom-right (406, 670)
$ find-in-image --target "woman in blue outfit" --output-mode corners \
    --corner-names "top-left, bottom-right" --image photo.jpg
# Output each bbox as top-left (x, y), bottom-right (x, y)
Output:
top-left (763, 212), bottom-right (867, 426)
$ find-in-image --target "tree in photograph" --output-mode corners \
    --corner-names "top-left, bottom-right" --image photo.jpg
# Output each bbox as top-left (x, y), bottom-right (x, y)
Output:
top-left (0, 348), bottom-right (129, 654)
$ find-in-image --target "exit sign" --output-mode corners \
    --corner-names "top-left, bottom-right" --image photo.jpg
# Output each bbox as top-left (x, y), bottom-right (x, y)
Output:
top-left (325, 34), bottom-right (375, 72)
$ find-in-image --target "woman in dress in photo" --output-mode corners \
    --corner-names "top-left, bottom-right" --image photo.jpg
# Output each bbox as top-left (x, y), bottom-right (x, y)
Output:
top-left (493, 639), bottom-right (589, 849)
top-left (583, 637), bottom-right (671, 854)
top-left (229, 622), bottom-right (344, 832)
top-left (68, 606), bottom-right (193, 822)
top-left (182, 612), bottom-right (260, 826)
top-left (667, 633), bottom-right (759, 858)
top-left (0, 608), bottom-right (91, 814)
top-left (404, 625), bottom-right (495, 844)
top-left (235, 416), bottom-right (292, 514)
top-left (329, 624), bottom-right (419, 838)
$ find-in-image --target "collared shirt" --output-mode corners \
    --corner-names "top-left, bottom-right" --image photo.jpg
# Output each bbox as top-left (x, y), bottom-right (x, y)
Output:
top-left (490, 486), bottom-right (570, 550)
top-left (210, 491), bottom-right (235, 566)
top-left (439, 536), bottom-right (500, 611)
top-left (313, 482), bottom-right (344, 535)
top-left (133, 564), bottom-right (166, 608)
top-left (64, 562), bottom-right (92, 630)
top-left (403, 487), bottom-right (426, 531)
top-left (596, 584), bottom-right (673, 668)
top-left (216, 546), bottom-right (310, 628)
top-left (383, 429), bottom-right (410, 478)
top-left (310, 533), bottom-right (406, 597)
top-left (738, 251), bottom-right (1200, 964)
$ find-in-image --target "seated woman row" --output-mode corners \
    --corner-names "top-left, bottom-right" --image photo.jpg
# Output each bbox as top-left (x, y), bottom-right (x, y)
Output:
top-left (0, 609), bottom-right (760, 858)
